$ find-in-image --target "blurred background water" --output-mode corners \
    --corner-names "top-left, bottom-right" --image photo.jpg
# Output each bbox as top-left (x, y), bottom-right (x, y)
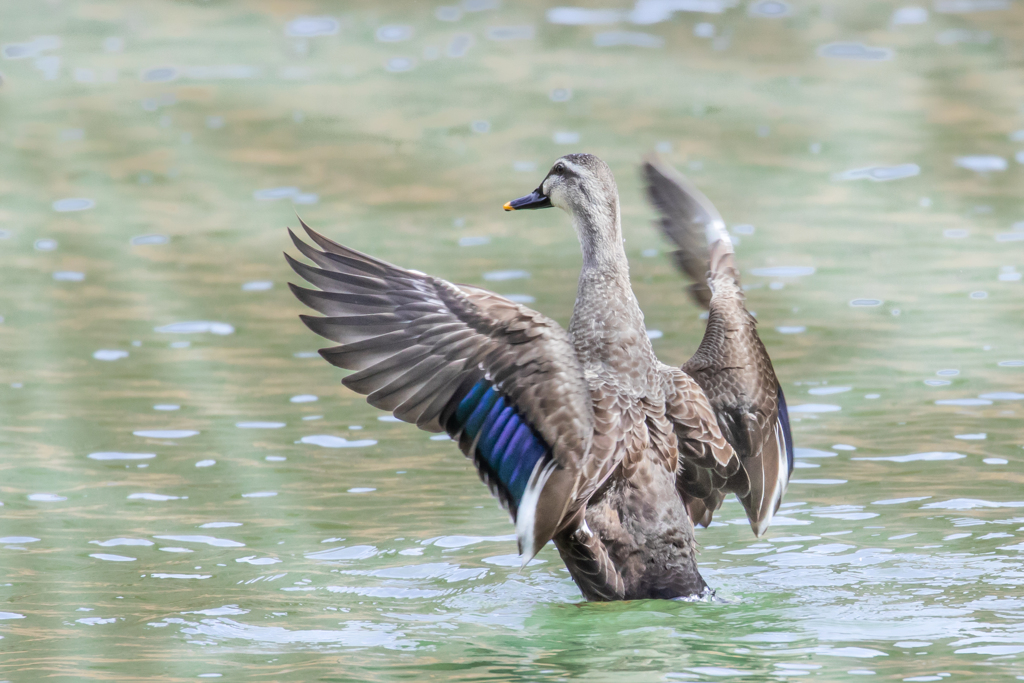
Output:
top-left (2, 0), bottom-right (1024, 680)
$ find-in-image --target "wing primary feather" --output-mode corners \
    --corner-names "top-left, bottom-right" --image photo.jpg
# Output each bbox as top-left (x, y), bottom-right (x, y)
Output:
top-left (285, 253), bottom-right (391, 295)
top-left (287, 225), bottom-right (592, 568)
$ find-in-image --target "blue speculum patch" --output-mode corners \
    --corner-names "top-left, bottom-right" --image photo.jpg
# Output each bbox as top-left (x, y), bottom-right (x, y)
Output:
top-left (777, 384), bottom-right (795, 475)
top-left (454, 380), bottom-right (549, 505)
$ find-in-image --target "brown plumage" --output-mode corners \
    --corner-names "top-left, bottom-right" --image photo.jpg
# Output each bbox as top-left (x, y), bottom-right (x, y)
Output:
top-left (643, 153), bottom-right (794, 536)
top-left (288, 152), bottom-right (792, 602)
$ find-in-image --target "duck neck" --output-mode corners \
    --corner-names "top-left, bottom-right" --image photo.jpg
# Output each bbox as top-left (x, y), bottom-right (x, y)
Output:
top-left (575, 201), bottom-right (628, 275)
top-left (569, 200), bottom-right (654, 370)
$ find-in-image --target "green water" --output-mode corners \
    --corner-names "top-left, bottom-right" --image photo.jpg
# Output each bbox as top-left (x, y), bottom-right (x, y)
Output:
top-left (2, 1), bottom-right (1024, 680)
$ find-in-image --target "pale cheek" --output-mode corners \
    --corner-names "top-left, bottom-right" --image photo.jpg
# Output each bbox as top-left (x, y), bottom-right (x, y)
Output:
top-left (550, 190), bottom-right (571, 212)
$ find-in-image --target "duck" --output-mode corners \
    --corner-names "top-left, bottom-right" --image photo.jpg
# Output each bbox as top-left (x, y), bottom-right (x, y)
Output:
top-left (286, 152), bottom-right (793, 601)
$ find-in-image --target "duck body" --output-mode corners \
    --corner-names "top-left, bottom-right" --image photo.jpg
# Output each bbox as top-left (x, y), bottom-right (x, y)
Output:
top-left (553, 219), bottom-right (706, 600)
top-left (288, 153), bottom-right (792, 601)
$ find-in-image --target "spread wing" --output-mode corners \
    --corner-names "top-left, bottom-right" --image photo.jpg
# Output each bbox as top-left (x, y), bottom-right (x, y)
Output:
top-left (287, 222), bottom-right (594, 560)
top-left (643, 154), bottom-right (794, 536)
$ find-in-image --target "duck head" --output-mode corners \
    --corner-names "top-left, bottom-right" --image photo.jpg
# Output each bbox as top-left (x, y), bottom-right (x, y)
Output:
top-left (504, 154), bottom-right (623, 267)
top-left (504, 153), bottom-right (619, 217)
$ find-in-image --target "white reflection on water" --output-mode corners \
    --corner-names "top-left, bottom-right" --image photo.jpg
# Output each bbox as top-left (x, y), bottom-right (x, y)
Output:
top-left (749, 0), bottom-right (790, 17)
top-left (996, 232), bottom-right (1024, 243)
top-left (750, 266), bottom-right (815, 277)
top-left (90, 538), bottom-right (154, 546)
top-left (134, 430), bottom-right (198, 438)
top-left (425, 534), bottom-right (517, 548)
top-left (186, 606), bottom-right (249, 616)
top-left (808, 386), bottom-right (850, 395)
top-left (299, 435), bottom-right (377, 448)
top-left (53, 271), bottom-right (84, 281)
top-left (52, 198), bottom-right (95, 212)
top-left (547, 7), bottom-right (622, 24)
top-left (956, 155), bottom-right (1007, 172)
top-left (130, 234), bottom-right (169, 245)
top-left (89, 554), bottom-right (135, 562)
top-left (158, 616), bottom-right (416, 648)
top-left (385, 57), bottom-right (415, 73)
top-left (154, 321), bottom-right (234, 335)
top-left (818, 42), bottom-right (894, 60)
top-left (154, 535), bottom-right (244, 548)
top-left (286, 16), bottom-right (339, 37)
top-left (2, 36), bottom-right (60, 59)
top-left (236, 556), bottom-right (281, 565)
top-left (141, 66), bottom-right (177, 82)
top-left (128, 493), bottom-right (185, 501)
top-left (835, 163), bottom-right (920, 181)
top-left (27, 493), bottom-right (66, 502)
top-left (921, 499), bottom-right (1024, 510)
top-left (344, 561), bottom-right (487, 582)
top-left (934, 0), bottom-right (1010, 12)
top-left (891, 6), bottom-right (929, 24)
top-left (790, 404), bottom-right (841, 413)
top-left (93, 350), bottom-right (128, 361)
top-left (150, 573), bottom-right (211, 579)
top-left (482, 269), bottom-right (529, 281)
top-left (88, 452), bottom-right (155, 460)
top-left (376, 25), bottom-right (413, 42)
top-left (853, 452), bottom-right (965, 462)
top-left (306, 545), bottom-right (378, 560)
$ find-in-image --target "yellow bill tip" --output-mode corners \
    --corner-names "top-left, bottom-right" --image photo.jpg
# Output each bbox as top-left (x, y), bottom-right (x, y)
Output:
top-left (503, 201), bottom-right (514, 211)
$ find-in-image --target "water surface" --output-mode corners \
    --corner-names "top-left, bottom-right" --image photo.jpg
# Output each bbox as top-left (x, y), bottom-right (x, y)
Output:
top-left (2, 1), bottom-right (1024, 680)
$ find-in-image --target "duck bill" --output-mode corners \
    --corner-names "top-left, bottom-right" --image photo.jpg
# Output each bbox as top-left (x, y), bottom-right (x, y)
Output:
top-left (503, 189), bottom-right (552, 211)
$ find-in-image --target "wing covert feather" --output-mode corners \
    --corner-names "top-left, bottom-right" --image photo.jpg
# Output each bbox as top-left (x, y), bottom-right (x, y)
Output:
top-left (287, 222), bottom-right (594, 559)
